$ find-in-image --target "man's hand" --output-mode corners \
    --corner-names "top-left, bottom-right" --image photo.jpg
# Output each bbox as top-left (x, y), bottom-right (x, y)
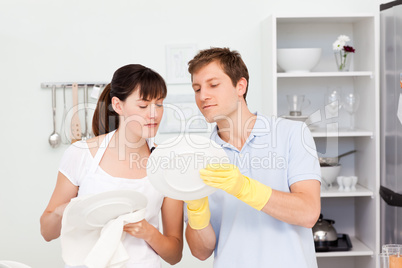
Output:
top-left (200, 164), bottom-right (272, 210)
top-left (185, 197), bottom-right (210, 230)
top-left (199, 164), bottom-right (245, 196)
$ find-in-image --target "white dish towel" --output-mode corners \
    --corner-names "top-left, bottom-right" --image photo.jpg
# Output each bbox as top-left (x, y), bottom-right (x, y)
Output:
top-left (61, 198), bottom-right (146, 268)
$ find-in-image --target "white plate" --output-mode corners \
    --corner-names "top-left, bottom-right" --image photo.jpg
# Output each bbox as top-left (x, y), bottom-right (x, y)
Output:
top-left (147, 134), bottom-right (229, 200)
top-left (65, 190), bottom-right (147, 230)
top-left (0, 261), bottom-right (31, 268)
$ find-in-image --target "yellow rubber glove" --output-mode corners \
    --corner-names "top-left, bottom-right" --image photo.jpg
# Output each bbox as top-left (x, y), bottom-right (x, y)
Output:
top-left (185, 197), bottom-right (210, 230)
top-left (199, 164), bottom-right (272, 210)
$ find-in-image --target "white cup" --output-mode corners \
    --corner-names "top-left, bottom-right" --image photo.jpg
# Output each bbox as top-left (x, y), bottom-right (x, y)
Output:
top-left (337, 176), bottom-right (344, 191)
top-left (337, 176), bottom-right (358, 191)
top-left (343, 176), bottom-right (353, 192)
top-left (350, 176), bottom-right (358, 191)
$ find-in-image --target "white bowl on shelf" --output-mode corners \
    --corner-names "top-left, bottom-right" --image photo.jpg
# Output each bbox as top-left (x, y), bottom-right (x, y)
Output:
top-left (277, 48), bottom-right (322, 73)
top-left (320, 164), bottom-right (341, 188)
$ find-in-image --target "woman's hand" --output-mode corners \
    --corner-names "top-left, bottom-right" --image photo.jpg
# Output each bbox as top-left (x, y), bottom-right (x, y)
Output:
top-left (123, 219), bottom-right (155, 242)
top-left (122, 198), bottom-right (183, 265)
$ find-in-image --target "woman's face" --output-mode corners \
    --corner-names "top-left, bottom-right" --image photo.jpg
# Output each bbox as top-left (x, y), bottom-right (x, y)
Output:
top-left (114, 87), bottom-right (164, 140)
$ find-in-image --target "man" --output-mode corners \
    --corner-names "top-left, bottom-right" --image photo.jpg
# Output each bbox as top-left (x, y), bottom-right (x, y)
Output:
top-left (185, 47), bottom-right (321, 267)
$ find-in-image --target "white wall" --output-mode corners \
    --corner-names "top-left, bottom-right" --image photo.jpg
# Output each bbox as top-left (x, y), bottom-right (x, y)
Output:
top-left (0, 0), bottom-right (385, 267)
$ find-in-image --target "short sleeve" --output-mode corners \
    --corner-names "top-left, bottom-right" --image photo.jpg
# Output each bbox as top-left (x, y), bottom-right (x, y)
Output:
top-left (287, 122), bottom-right (321, 186)
top-left (58, 141), bottom-right (91, 186)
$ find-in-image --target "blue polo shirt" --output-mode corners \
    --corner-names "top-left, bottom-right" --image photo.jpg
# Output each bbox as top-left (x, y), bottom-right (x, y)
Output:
top-left (208, 112), bottom-right (321, 268)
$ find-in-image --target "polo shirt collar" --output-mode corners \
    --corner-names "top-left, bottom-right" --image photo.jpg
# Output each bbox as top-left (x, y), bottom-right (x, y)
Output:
top-left (210, 112), bottom-right (270, 148)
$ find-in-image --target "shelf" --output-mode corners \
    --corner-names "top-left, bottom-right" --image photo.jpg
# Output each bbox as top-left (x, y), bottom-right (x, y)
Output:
top-left (276, 14), bottom-right (376, 24)
top-left (321, 184), bottom-right (373, 198)
top-left (276, 71), bottom-right (373, 78)
top-left (316, 236), bottom-right (373, 257)
top-left (311, 128), bottom-right (374, 138)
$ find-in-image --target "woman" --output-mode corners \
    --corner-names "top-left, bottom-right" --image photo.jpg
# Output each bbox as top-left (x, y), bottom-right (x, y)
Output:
top-left (40, 64), bottom-right (183, 267)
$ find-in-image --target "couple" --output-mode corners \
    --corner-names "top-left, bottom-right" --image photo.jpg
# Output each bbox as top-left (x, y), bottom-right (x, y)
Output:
top-left (40, 47), bottom-right (321, 268)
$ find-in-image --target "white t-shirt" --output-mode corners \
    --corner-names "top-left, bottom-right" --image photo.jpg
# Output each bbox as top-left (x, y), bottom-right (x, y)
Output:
top-left (59, 131), bottom-right (164, 268)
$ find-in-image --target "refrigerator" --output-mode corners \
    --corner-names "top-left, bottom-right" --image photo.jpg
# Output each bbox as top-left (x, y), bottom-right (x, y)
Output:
top-left (380, 0), bottom-right (402, 246)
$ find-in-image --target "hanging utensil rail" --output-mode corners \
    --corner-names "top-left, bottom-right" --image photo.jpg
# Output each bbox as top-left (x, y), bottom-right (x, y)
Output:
top-left (41, 82), bottom-right (108, 89)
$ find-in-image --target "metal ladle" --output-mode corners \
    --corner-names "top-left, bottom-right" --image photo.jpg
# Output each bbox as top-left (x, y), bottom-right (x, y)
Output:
top-left (60, 85), bottom-right (69, 144)
top-left (319, 150), bottom-right (357, 166)
top-left (49, 85), bottom-right (61, 148)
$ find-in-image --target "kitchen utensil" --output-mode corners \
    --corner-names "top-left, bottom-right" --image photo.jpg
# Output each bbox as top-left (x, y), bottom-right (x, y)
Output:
top-left (60, 85), bottom-right (69, 144)
top-left (85, 85), bottom-right (94, 139)
top-left (319, 150), bottom-right (356, 166)
top-left (90, 84), bottom-right (101, 99)
top-left (277, 48), bottom-right (322, 73)
top-left (147, 135), bottom-right (229, 200)
top-left (312, 214), bottom-right (338, 248)
top-left (314, 234), bottom-right (352, 252)
top-left (286, 95), bottom-right (310, 116)
top-left (49, 85), bottom-right (61, 148)
top-left (70, 83), bottom-right (82, 143)
top-left (81, 84), bottom-right (89, 140)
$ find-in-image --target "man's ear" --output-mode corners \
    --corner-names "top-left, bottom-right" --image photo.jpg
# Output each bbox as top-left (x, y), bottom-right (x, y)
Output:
top-left (236, 77), bottom-right (248, 98)
top-left (111, 96), bottom-right (123, 115)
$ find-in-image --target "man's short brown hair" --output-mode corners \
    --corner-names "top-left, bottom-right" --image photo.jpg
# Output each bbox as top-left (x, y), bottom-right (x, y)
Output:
top-left (188, 47), bottom-right (249, 102)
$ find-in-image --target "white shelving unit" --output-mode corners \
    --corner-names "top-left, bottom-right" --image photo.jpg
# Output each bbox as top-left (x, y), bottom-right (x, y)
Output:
top-left (262, 14), bottom-right (380, 268)
top-left (321, 184), bottom-right (374, 198)
top-left (316, 237), bottom-right (373, 257)
top-left (311, 129), bottom-right (374, 138)
top-left (277, 71), bottom-right (373, 78)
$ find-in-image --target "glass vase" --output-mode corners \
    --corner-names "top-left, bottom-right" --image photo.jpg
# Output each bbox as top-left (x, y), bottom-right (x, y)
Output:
top-left (334, 50), bottom-right (353, 72)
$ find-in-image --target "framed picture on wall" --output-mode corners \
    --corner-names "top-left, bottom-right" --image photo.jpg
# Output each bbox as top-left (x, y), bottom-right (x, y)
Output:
top-left (165, 44), bottom-right (198, 84)
top-left (159, 94), bottom-right (213, 133)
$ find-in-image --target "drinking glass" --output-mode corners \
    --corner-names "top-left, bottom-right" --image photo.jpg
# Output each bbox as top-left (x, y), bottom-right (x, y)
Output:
top-left (378, 253), bottom-right (390, 268)
top-left (325, 87), bottom-right (342, 118)
top-left (342, 93), bottom-right (360, 130)
top-left (286, 95), bottom-right (310, 116)
top-left (382, 244), bottom-right (402, 268)
top-left (382, 244), bottom-right (402, 255)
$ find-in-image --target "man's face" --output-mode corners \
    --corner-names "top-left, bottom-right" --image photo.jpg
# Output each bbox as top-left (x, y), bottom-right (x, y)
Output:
top-left (191, 61), bottom-right (241, 123)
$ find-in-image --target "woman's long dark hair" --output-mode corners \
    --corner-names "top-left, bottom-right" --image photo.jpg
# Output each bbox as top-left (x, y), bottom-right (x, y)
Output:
top-left (92, 64), bottom-right (167, 136)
